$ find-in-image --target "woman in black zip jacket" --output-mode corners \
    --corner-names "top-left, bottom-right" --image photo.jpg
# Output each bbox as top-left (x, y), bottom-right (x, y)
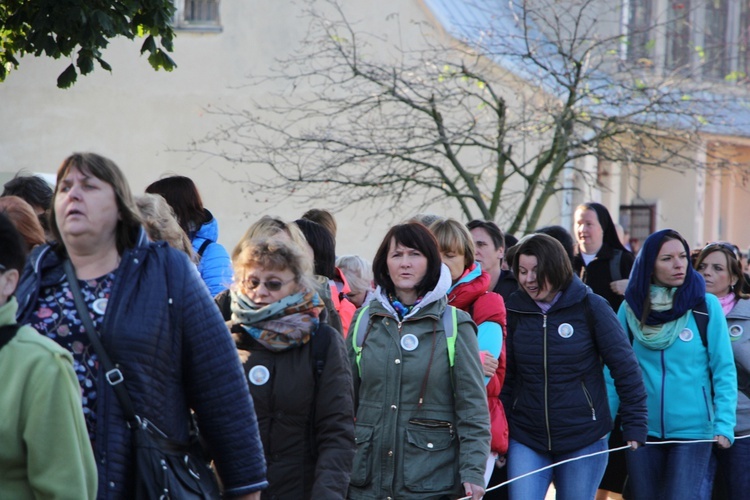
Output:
top-left (501, 234), bottom-right (647, 500)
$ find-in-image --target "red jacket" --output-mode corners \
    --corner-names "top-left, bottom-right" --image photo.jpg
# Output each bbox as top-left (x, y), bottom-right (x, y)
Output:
top-left (448, 263), bottom-right (509, 454)
top-left (330, 267), bottom-right (356, 336)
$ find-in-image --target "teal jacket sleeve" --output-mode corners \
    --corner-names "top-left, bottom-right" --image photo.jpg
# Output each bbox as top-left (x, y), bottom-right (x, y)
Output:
top-left (477, 320), bottom-right (502, 385)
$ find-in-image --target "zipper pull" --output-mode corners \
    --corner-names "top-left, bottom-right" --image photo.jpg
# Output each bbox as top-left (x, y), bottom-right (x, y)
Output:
top-left (591, 408), bottom-right (596, 421)
top-left (543, 315), bottom-right (547, 328)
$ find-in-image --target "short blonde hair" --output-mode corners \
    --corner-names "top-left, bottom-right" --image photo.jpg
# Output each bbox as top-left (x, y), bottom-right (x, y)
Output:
top-left (233, 238), bottom-right (314, 291)
top-left (136, 194), bottom-right (194, 260)
top-left (232, 216), bottom-right (313, 275)
top-left (429, 218), bottom-right (475, 269)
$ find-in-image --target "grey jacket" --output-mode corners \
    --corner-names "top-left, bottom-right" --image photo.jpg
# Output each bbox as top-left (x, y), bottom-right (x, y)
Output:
top-left (727, 298), bottom-right (750, 436)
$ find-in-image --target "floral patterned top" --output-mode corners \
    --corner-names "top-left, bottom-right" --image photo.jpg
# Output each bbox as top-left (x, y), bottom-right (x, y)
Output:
top-left (27, 273), bottom-right (115, 443)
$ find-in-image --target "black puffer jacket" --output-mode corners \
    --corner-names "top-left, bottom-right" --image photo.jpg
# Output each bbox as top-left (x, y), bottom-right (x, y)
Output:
top-left (502, 276), bottom-right (647, 454)
top-left (16, 230), bottom-right (268, 499)
top-left (232, 321), bottom-right (355, 499)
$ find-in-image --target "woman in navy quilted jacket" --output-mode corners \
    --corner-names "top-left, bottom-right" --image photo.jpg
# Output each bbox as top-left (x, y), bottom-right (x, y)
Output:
top-left (502, 234), bottom-right (647, 500)
top-left (16, 153), bottom-right (267, 499)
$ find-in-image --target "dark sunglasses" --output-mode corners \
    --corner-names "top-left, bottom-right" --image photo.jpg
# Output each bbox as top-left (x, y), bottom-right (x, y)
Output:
top-left (242, 277), bottom-right (295, 292)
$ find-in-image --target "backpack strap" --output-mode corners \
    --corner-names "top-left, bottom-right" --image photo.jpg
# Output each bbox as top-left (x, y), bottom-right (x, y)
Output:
top-left (0, 324), bottom-right (19, 350)
top-left (609, 249), bottom-right (623, 282)
top-left (352, 305), bottom-right (371, 377)
top-left (309, 324), bottom-right (330, 459)
top-left (351, 304), bottom-right (459, 377)
top-left (693, 298), bottom-right (709, 349)
top-left (196, 238), bottom-right (212, 258)
top-left (442, 305), bottom-right (458, 368)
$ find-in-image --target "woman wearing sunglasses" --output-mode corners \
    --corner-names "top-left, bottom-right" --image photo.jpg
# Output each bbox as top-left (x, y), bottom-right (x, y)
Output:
top-left (229, 237), bottom-right (355, 499)
top-left (695, 242), bottom-right (750, 497)
top-left (618, 230), bottom-right (736, 499)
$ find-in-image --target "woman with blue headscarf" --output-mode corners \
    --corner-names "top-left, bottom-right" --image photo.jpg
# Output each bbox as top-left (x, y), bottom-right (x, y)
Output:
top-left (615, 229), bottom-right (736, 499)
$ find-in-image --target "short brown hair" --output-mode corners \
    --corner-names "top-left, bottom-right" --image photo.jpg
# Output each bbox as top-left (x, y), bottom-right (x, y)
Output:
top-left (512, 233), bottom-right (573, 293)
top-left (429, 218), bottom-right (475, 269)
top-left (372, 222), bottom-right (442, 297)
top-left (50, 153), bottom-right (141, 254)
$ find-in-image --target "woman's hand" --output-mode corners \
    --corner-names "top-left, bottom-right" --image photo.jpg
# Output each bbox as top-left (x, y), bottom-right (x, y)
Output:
top-left (715, 435), bottom-right (731, 449)
top-left (480, 352), bottom-right (498, 377)
top-left (463, 481), bottom-right (485, 499)
top-left (610, 279), bottom-right (629, 296)
top-left (627, 440), bottom-right (640, 450)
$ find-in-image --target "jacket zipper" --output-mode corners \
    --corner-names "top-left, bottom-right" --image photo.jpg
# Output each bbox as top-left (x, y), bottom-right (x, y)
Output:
top-left (543, 314), bottom-right (552, 450)
top-left (660, 351), bottom-right (666, 439)
top-left (581, 380), bottom-right (597, 421)
top-left (702, 387), bottom-right (712, 422)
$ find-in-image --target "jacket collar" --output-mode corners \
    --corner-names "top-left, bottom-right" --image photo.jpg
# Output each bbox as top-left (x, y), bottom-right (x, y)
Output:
top-left (507, 275), bottom-right (589, 313)
top-left (371, 263), bottom-right (452, 319)
top-left (728, 297), bottom-right (750, 320)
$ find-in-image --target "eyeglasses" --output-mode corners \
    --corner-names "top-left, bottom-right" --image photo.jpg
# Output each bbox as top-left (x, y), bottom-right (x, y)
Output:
top-left (241, 276), bottom-right (295, 292)
top-left (702, 242), bottom-right (740, 259)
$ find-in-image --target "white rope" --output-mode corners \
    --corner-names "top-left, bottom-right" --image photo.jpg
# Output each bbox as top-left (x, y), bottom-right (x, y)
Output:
top-left (457, 436), bottom-right (730, 499)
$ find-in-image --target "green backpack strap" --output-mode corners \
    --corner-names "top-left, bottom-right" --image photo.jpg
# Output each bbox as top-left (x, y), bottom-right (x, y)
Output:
top-left (442, 305), bottom-right (458, 367)
top-left (352, 305), bottom-right (371, 377)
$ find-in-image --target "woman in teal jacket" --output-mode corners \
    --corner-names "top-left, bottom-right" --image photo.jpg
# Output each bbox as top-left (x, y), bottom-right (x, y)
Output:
top-left (618, 229), bottom-right (736, 499)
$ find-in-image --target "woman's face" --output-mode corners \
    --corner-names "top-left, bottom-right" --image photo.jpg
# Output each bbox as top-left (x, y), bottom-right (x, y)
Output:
top-left (54, 167), bottom-right (119, 249)
top-left (574, 208), bottom-right (603, 252)
top-left (517, 254), bottom-right (556, 303)
top-left (470, 227), bottom-right (504, 274)
top-left (653, 239), bottom-right (688, 288)
top-left (440, 247), bottom-right (465, 283)
top-left (240, 265), bottom-right (299, 306)
top-left (386, 238), bottom-right (428, 299)
top-left (697, 251), bottom-right (735, 298)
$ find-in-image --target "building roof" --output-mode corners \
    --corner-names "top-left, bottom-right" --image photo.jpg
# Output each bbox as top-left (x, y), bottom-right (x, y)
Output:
top-left (424, 0), bottom-right (750, 138)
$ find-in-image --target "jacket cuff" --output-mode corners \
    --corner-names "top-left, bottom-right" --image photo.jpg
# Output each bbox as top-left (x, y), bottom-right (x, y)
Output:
top-left (223, 480), bottom-right (269, 497)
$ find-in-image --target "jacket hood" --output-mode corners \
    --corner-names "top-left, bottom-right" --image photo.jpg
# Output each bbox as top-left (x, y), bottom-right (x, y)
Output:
top-left (193, 209), bottom-right (219, 242)
top-left (371, 263), bottom-right (452, 319)
top-left (506, 275), bottom-right (588, 313)
top-left (447, 263), bottom-right (491, 311)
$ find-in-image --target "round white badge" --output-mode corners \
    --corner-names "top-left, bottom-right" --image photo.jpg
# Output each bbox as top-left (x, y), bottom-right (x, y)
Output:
top-left (558, 323), bottom-right (574, 339)
top-left (679, 328), bottom-right (694, 342)
top-left (729, 324), bottom-right (744, 338)
top-left (92, 298), bottom-right (108, 315)
top-left (248, 365), bottom-right (270, 386)
top-left (401, 334), bottom-right (419, 351)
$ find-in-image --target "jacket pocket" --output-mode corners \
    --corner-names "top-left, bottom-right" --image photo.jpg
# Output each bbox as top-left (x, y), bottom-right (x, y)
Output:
top-left (581, 381), bottom-right (597, 421)
top-left (349, 424), bottom-right (375, 487)
top-left (403, 419), bottom-right (456, 492)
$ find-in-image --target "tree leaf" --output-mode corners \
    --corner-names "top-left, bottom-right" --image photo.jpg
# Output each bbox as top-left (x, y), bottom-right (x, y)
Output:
top-left (57, 63), bottom-right (77, 88)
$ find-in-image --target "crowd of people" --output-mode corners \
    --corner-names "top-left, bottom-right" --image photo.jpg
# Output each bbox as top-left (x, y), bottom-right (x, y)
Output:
top-left (1, 153), bottom-right (748, 500)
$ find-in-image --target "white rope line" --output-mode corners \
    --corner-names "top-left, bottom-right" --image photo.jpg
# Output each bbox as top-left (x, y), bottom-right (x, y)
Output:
top-left (457, 436), bottom-right (735, 499)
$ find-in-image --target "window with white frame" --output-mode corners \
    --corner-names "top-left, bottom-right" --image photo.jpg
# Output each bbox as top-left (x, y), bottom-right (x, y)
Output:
top-left (174, 0), bottom-right (221, 31)
top-left (625, 0), bottom-right (750, 82)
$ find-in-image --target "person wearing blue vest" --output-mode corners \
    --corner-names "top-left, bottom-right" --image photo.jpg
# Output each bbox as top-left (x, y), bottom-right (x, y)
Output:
top-left (146, 175), bottom-right (233, 296)
top-left (617, 229), bottom-right (737, 499)
top-left (347, 222), bottom-right (490, 500)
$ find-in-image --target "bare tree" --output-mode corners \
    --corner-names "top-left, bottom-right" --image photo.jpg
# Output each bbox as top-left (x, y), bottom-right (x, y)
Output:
top-left (195, 0), bottom-right (741, 234)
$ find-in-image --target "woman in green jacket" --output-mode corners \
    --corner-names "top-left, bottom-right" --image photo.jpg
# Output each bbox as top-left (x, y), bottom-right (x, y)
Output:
top-left (348, 222), bottom-right (490, 499)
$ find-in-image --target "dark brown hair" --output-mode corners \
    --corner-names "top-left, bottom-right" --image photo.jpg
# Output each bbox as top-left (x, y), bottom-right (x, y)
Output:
top-left (50, 153), bottom-right (141, 254)
top-left (512, 233), bottom-right (574, 293)
top-left (372, 222), bottom-right (442, 297)
top-left (145, 175), bottom-right (207, 236)
top-left (301, 208), bottom-right (337, 239)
